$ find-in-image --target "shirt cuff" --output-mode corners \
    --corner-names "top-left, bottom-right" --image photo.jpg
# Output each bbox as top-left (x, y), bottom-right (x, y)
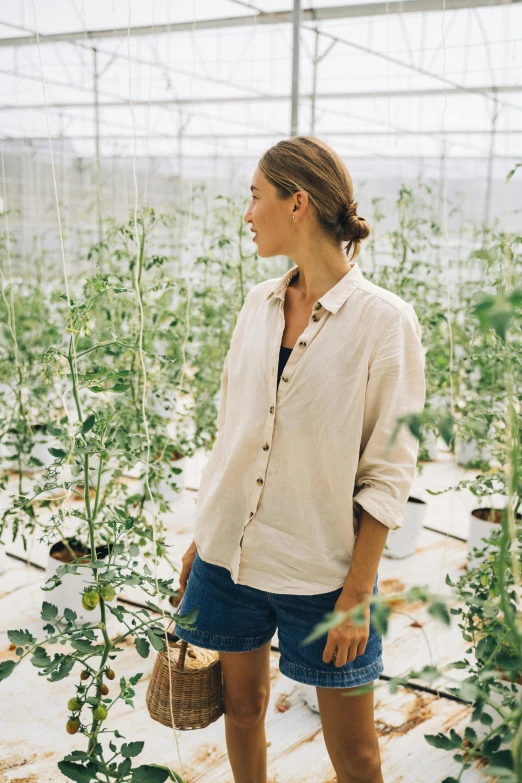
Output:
top-left (352, 484), bottom-right (405, 530)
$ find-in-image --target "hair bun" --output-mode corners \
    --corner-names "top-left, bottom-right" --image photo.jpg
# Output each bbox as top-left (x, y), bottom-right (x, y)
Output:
top-left (339, 200), bottom-right (370, 243)
top-left (339, 201), bottom-right (357, 226)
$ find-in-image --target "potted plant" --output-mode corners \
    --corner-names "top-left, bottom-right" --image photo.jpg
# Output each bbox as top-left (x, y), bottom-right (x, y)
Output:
top-left (467, 505), bottom-right (522, 569)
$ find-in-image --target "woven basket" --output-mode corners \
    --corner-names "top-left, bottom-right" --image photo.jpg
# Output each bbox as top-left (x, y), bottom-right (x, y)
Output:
top-left (146, 630), bottom-right (224, 730)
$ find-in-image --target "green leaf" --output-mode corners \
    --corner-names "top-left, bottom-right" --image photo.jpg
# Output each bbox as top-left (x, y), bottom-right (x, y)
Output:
top-left (506, 162), bottom-right (521, 182)
top-left (147, 629), bottom-right (165, 652)
top-left (81, 414), bottom-right (96, 434)
top-left (131, 765), bottom-right (170, 783)
top-left (57, 761), bottom-right (95, 782)
top-left (428, 601), bottom-right (450, 626)
top-left (49, 447), bottom-right (67, 458)
top-left (64, 608), bottom-right (77, 623)
top-left (41, 601), bottom-right (59, 622)
top-left (436, 415), bottom-right (455, 447)
top-left (111, 382), bottom-right (131, 393)
top-left (48, 425), bottom-right (65, 436)
top-left (0, 660), bottom-right (16, 681)
top-left (49, 656), bottom-right (75, 682)
top-left (135, 637), bottom-right (150, 658)
top-left (63, 751), bottom-right (90, 762)
top-left (129, 672), bottom-right (143, 686)
top-left (129, 543), bottom-right (140, 557)
top-left (424, 732), bottom-right (454, 751)
top-left (118, 758), bottom-right (132, 775)
top-left (31, 646), bottom-right (52, 668)
top-left (464, 726), bottom-right (477, 743)
top-left (121, 741), bottom-right (145, 758)
top-left (7, 629), bottom-right (36, 647)
top-left (71, 639), bottom-right (105, 655)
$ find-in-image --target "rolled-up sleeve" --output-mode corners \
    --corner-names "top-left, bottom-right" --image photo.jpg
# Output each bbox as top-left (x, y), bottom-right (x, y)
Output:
top-left (352, 304), bottom-right (426, 530)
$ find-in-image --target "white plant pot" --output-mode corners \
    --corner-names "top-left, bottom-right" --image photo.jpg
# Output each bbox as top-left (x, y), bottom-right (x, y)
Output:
top-left (422, 430), bottom-right (439, 461)
top-left (466, 507), bottom-right (522, 569)
top-left (46, 541), bottom-right (109, 625)
top-left (2, 433), bottom-right (61, 475)
top-left (300, 684), bottom-right (320, 712)
top-left (456, 437), bottom-right (493, 467)
top-left (28, 435), bottom-right (57, 473)
top-left (122, 460), bottom-right (147, 479)
top-left (384, 496), bottom-right (428, 559)
top-left (183, 448), bottom-right (211, 491)
top-left (70, 455), bottom-right (120, 489)
top-left (300, 681), bottom-right (384, 714)
top-left (156, 456), bottom-right (187, 501)
top-left (0, 441), bottom-right (13, 473)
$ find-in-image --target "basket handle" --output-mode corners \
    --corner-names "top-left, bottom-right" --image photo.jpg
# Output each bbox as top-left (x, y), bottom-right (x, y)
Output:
top-left (166, 625), bottom-right (188, 671)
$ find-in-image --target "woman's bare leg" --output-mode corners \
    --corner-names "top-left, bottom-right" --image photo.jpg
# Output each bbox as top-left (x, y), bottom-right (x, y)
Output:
top-left (219, 639), bottom-right (272, 783)
top-left (316, 682), bottom-right (383, 783)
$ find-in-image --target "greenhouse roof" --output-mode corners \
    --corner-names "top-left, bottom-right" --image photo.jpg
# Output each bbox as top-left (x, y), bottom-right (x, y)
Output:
top-left (0, 0), bottom-right (520, 161)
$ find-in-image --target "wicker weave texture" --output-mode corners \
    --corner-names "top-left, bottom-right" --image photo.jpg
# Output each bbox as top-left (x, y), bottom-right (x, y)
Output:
top-left (146, 639), bottom-right (225, 730)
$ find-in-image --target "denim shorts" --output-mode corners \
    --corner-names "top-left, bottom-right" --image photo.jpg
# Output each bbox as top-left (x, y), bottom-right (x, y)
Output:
top-left (173, 552), bottom-right (384, 689)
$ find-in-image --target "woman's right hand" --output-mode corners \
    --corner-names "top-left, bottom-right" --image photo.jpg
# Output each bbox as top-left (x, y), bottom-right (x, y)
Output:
top-left (178, 540), bottom-right (198, 594)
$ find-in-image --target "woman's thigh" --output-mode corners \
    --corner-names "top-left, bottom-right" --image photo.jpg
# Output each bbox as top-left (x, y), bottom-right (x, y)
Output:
top-left (316, 683), bottom-right (381, 771)
top-left (219, 639), bottom-right (273, 721)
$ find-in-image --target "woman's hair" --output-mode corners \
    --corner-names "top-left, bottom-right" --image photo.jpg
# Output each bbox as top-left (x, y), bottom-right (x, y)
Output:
top-left (258, 135), bottom-right (371, 261)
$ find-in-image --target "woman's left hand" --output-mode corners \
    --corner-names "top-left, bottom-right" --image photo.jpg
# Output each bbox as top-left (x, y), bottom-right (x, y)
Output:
top-left (323, 589), bottom-right (371, 667)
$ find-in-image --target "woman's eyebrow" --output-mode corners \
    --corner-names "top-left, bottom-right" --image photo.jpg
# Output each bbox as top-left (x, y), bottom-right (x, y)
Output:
top-left (250, 185), bottom-right (260, 192)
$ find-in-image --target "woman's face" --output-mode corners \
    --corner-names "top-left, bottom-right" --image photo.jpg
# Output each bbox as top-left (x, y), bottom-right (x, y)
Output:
top-left (243, 167), bottom-right (296, 258)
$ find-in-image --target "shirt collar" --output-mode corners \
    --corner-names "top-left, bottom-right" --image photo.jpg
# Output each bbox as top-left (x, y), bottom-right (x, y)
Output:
top-left (263, 262), bottom-right (363, 314)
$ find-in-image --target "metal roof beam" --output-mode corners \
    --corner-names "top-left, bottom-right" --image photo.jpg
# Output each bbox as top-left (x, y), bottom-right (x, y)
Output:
top-left (0, 84), bottom-right (520, 112)
top-left (0, 0), bottom-right (519, 47)
top-left (2, 129), bottom-right (520, 140)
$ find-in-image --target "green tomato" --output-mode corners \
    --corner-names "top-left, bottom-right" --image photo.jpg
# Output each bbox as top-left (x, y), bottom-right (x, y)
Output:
top-left (81, 590), bottom-right (100, 611)
top-left (68, 697), bottom-right (82, 712)
top-left (92, 704), bottom-right (108, 721)
top-left (99, 584), bottom-right (115, 602)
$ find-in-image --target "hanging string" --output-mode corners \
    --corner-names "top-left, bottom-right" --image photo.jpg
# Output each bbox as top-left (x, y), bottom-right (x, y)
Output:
top-left (126, 0), bottom-right (202, 774)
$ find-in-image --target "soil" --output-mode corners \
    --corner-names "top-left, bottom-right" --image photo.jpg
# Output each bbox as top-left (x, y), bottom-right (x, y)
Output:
top-left (472, 508), bottom-right (522, 524)
top-left (49, 540), bottom-right (109, 563)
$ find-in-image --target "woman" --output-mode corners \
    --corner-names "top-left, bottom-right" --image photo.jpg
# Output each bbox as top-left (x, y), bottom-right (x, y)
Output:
top-left (174, 136), bottom-right (426, 783)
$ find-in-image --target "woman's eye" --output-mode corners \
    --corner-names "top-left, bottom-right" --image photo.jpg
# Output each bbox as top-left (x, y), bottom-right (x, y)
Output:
top-left (252, 196), bottom-right (258, 200)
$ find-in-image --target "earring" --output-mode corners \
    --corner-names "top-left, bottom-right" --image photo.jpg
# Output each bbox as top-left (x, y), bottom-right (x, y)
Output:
top-left (292, 215), bottom-right (295, 220)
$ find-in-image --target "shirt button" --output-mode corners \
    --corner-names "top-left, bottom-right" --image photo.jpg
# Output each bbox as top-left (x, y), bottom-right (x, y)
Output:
top-left (262, 443), bottom-right (269, 450)
top-left (299, 340), bottom-right (307, 347)
top-left (256, 478), bottom-right (263, 485)
top-left (281, 376), bottom-right (288, 382)
top-left (314, 302), bottom-right (322, 310)
top-left (270, 406), bottom-right (275, 414)
top-left (311, 314), bottom-right (319, 321)
top-left (249, 511), bottom-right (254, 517)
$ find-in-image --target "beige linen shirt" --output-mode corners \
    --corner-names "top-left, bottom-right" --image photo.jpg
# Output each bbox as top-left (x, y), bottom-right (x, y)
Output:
top-left (193, 261), bottom-right (426, 594)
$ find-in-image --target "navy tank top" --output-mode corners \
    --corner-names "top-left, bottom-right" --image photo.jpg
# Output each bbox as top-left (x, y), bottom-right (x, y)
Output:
top-left (277, 344), bottom-right (293, 388)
